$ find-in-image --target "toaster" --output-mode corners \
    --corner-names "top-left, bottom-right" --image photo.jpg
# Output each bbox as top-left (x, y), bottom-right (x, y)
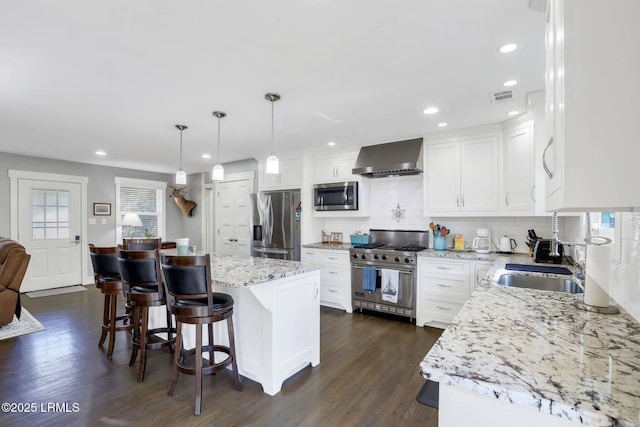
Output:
top-left (533, 240), bottom-right (564, 264)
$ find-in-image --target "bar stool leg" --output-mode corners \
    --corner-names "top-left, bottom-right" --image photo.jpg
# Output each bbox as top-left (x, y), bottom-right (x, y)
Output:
top-left (207, 324), bottom-right (214, 363)
top-left (129, 306), bottom-right (140, 367)
top-left (138, 306), bottom-right (149, 382)
top-left (98, 294), bottom-right (109, 347)
top-left (227, 317), bottom-right (243, 391)
top-left (168, 321), bottom-right (182, 396)
top-left (106, 294), bottom-right (118, 358)
top-left (195, 325), bottom-right (203, 416)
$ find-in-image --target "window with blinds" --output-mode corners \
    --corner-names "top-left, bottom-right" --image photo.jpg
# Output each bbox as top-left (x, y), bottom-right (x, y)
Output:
top-left (115, 177), bottom-right (166, 242)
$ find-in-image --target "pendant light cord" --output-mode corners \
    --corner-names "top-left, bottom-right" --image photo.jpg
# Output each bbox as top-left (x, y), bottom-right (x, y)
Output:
top-left (217, 117), bottom-right (221, 162)
top-left (179, 128), bottom-right (183, 170)
top-left (270, 100), bottom-right (275, 155)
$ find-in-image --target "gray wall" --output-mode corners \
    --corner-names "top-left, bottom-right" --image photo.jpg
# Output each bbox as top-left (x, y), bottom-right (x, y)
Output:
top-left (0, 151), bottom-right (191, 246)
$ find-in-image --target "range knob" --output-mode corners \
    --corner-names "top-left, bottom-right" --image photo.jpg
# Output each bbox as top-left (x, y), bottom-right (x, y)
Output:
top-left (361, 254), bottom-right (366, 260)
top-left (405, 258), bottom-right (411, 264)
top-left (374, 254), bottom-right (379, 260)
top-left (394, 257), bottom-right (400, 262)
top-left (381, 254), bottom-right (387, 260)
top-left (352, 254), bottom-right (358, 259)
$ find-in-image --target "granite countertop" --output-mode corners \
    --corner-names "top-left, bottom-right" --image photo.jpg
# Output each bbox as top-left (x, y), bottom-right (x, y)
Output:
top-left (209, 255), bottom-right (321, 288)
top-left (420, 257), bottom-right (640, 426)
top-left (418, 248), bottom-right (497, 261)
top-left (302, 242), bottom-right (354, 250)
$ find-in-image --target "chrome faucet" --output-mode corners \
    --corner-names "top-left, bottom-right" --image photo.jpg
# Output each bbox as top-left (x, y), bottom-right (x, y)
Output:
top-left (549, 212), bottom-right (612, 282)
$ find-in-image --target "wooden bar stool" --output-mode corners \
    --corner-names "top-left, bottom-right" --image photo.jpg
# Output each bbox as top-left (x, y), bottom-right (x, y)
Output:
top-left (89, 244), bottom-right (133, 358)
top-left (160, 253), bottom-right (243, 416)
top-left (116, 249), bottom-right (175, 382)
top-left (121, 238), bottom-right (162, 251)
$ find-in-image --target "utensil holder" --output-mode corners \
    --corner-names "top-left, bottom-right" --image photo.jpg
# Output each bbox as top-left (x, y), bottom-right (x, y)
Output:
top-left (434, 236), bottom-right (446, 251)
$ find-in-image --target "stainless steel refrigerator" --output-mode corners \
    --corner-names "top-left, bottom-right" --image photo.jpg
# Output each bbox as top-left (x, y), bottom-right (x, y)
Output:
top-left (250, 190), bottom-right (301, 261)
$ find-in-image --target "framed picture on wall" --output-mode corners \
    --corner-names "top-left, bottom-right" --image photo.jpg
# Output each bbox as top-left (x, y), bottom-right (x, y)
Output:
top-left (93, 203), bottom-right (111, 216)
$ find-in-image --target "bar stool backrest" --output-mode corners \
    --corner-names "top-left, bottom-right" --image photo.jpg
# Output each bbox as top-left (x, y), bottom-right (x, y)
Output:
top-left (122, 238), bottom-right (162, 251)
top-left (160, 254), bottom-right (212, 313)
top-left (116, 249), bottom-right (162, 295)
top-left (89, 244), bottom-right (121, 282)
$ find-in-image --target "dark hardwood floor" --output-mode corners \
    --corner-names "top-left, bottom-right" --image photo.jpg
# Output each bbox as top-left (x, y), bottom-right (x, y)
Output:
top-left (0, 286), bottom-right (441, 426)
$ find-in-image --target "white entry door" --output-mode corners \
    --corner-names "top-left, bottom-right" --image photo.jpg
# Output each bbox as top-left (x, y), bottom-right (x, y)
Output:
top-left (17, 179), bottom-right (83, 291)
top-left (215, 179), bottom-right (252, 256)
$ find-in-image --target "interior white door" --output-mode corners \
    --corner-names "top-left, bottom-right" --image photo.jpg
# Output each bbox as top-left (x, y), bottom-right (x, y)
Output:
top-left (17, 179), bottom-right (83, 291)
top-left (215, 178), bottom-right (253, 256)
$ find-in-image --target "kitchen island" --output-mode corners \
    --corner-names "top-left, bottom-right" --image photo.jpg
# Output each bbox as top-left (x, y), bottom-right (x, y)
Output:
top-left (420, 258), bottom-right (640, 427)
top-left (150, 254), bottom-right (322, 396)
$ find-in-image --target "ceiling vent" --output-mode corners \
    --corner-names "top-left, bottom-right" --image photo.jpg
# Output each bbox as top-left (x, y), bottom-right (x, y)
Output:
top-left (529, 0), bottom-right (547, 13)
top-left (490, 89), bottom-right (514, 104)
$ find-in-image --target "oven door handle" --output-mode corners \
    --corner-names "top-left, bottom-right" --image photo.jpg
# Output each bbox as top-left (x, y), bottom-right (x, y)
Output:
top-left (351, 265), bottom-right (412, 274)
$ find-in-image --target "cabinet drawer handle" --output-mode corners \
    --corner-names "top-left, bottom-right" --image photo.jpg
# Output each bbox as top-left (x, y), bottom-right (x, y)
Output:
top-left (328, 257), bottom-right (338, 260)
top-left (436, 283), bottom-right (452, 288)
top-left (329, 289), bottom-right (338, 293)
top-left (505, 192), bottom-right (510, 207)
top-left (456, 194), bottom-right (460, 208)
top-left (530, 185), bottom-right (536, 202)
top-left (436, 305), bottom-right (451, 311)
top-left (328, 271), bottom-right (339, 275)
top-left (543, 137), bottom-right (554, 179)
top-left (436, 266), bottom-right (452, 270)
top-left (461, 194), bottom-right (464, 207)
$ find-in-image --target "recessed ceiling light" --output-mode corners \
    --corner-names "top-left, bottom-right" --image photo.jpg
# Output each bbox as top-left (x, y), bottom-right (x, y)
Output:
top-left (422, 107), bottom-right (439, 115)
top-left (498, 43), bottom-right (518, 53)
top-left (507, 111), bottom-right (520, 116)
top-left (95, 150), bottom-right (106, 156)
top-left (437, 122), bottom-right (447, 127)
top-left (201, 153), bottom-right (211, 159)
top-left (503, 80), bottom-right (518, 87)
top-left (328, 141), bottom-right (336, 146)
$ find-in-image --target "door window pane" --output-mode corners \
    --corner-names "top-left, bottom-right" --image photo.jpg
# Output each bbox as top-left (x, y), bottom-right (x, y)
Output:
top-left (32, 188), bottom-right (71, 240)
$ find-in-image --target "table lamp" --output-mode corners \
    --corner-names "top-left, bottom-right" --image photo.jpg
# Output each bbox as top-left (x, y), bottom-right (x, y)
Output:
top-left (122, 213), bottom-right (143, 238)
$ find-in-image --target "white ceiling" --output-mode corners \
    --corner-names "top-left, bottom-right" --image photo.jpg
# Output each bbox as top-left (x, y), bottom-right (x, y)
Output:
top-left (0, 0), bottom-right (546, 175)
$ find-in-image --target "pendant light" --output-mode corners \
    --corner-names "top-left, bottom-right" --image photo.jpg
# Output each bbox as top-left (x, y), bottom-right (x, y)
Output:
top-left (175, 124), bottom-right (188, 185)
top-left (211, 111), bottom-right (226, 181)
top-left (265, 93), bottom-right (281, 174)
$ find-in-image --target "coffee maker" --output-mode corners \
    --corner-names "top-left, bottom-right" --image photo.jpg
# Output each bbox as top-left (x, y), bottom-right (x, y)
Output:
top-left (471, 229), bottom-right (491, 254)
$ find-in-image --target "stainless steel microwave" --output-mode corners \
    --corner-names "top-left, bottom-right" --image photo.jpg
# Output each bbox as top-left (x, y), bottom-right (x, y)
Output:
top-left (313, 181), bottom-right (358, 211)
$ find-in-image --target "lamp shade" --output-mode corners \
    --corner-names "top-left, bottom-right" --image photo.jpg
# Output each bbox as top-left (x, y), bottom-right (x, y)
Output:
top-left (265, 154), bottom-right (279, 174)
top-left (175, 170), bottom-right (187, 185)
top-left (212, 163), bottom-right (224, 180)
top-left (122, 213), bottom-right (143, 227)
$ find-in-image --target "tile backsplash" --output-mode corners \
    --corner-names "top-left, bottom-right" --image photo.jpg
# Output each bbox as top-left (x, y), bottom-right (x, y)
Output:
top-left (319, 174), bottom-right (580, 255)
top-left (611, 212), bottom-right (640, 321)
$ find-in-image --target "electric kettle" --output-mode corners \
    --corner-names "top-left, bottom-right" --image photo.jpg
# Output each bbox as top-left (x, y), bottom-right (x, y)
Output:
top-left (471, 229), bottom-right (491, 254)
top-left (497, 235), bottom-right (518, 253)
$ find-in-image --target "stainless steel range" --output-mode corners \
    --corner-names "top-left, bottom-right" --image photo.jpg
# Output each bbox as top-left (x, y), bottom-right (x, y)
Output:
top-left (350, 229), bottom-right (429, 321)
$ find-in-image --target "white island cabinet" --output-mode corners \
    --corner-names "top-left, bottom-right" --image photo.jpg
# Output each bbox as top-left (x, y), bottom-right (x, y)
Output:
top-left (150, 255), bottom-right (321, 396)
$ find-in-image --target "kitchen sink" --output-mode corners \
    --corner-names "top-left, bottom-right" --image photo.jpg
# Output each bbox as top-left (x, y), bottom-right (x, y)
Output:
top-left (497, 274), bottom-right (584, 294)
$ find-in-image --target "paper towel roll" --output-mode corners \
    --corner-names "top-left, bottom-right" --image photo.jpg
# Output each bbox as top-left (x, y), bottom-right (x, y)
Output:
top-left (584, 244), bottom-right (612, 307)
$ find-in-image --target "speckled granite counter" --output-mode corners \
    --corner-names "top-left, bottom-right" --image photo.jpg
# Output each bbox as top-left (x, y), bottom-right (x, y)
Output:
top-left (418, 248), bottom-right (497, 262)
top-left (302, 242), bottom-right (354, 250)
top-left (420, 257), bottom-right (640, 426)
top-left (209, 254), bottom-right (321, 287)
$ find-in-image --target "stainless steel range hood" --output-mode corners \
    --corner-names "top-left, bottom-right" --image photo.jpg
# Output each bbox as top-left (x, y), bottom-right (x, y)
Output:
top-left (352, 138), bottom-right (423, 177)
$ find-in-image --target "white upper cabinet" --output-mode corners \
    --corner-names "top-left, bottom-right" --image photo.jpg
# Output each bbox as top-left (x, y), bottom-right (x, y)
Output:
top-left (259, 154), bottom-right (303, 191)
top-left (314, 152), bottom-right (359, 184)
top-left (425, 131), bottom-right (499, 216)
top-left (544, 0), bottom-right (640, 211)
top-left (503, 121), bottom-right (534, 214)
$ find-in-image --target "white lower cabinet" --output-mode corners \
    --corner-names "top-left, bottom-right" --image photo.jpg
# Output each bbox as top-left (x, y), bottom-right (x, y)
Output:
top-left (417, 257), bottom-right (492, 329)
top-left (301, 248), bottom-right (352, 313)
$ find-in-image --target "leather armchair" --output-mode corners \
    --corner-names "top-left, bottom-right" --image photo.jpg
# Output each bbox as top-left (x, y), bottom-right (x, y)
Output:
top-left (0, 237), bottom-right (31, 327)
